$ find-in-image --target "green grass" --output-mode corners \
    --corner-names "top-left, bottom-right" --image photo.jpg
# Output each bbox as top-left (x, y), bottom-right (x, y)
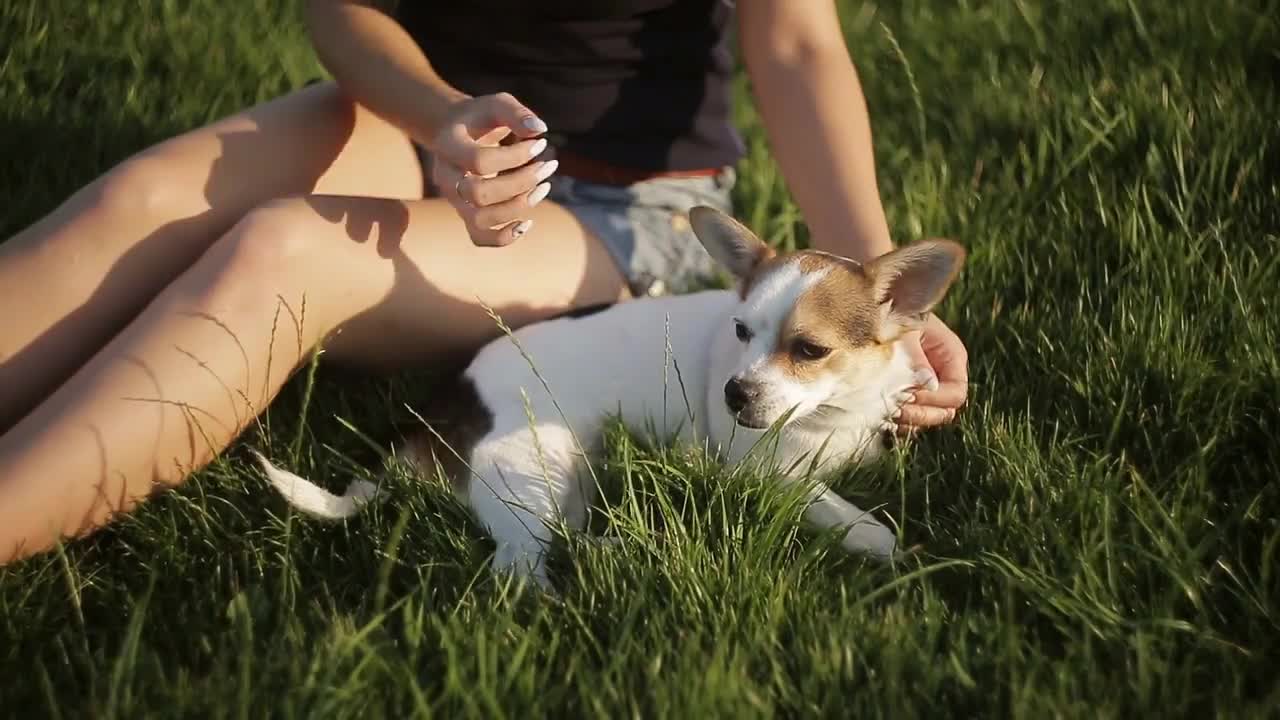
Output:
top-left (3, 0), bottom-right (1279, 716)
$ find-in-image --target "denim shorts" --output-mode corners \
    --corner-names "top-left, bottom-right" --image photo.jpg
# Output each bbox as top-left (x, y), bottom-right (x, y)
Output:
top-left (545, 167), bottom-right (737, 297)
top-left (414, 145), bottom-right (736, 297)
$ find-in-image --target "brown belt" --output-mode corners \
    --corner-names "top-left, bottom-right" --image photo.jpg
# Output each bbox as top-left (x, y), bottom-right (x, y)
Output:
top-left (550, 148), bottom-right (721, 187)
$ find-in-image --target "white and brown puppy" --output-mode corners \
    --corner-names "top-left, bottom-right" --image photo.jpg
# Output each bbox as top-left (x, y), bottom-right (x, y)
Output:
top-left (253, 206), bottom-right (965, 588)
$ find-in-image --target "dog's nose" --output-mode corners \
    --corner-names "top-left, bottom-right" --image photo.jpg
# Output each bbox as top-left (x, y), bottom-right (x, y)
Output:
top-left (724, 377), bottom-right (759, 413)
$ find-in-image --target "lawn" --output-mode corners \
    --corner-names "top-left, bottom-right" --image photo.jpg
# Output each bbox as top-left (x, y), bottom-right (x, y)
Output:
top-left (2, 0), bottom-right (1278, 717)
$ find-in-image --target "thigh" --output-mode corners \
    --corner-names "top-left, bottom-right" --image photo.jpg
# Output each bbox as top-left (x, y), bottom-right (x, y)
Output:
top-left (220, 193), bottom-right (629, 370)
top-left (7, 80), bottom-right (424, 270)
top-left (115, 79), bottom-right (426, 229)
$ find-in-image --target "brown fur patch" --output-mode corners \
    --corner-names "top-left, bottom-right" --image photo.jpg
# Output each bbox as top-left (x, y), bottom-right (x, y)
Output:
top-left (769, 251), bottom-right (891, 381)
top-left (395, 374), bottom-right (493, 495)
top-left (737, 248), bottom-right (784, 300)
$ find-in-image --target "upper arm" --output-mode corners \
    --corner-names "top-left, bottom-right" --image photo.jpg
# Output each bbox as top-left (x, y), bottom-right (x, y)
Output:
top-left (736, 0), bottom-right (849, 68)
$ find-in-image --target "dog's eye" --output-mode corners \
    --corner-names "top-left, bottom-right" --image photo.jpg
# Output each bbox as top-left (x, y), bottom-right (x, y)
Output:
top-left (793, 340), bottom-right (831, 360)
top-left (734, 319), bottom-right (753, 342)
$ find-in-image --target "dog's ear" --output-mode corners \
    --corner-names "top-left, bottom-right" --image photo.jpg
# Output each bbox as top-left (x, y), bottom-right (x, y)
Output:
top-left (866, 239), bottom-right (966, 321)
top-left (688, 206), bottom-right (775, 280)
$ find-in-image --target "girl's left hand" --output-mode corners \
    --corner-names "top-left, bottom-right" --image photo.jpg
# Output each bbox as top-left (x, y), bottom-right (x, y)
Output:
top-left (895, 313), bottom-right (969, 435)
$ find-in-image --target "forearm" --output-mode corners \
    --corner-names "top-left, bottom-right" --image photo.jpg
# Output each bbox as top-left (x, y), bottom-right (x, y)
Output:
top-left (745, 45), bottom-right (894, 262)
top-left (304, 0), bottom-right (469, 146)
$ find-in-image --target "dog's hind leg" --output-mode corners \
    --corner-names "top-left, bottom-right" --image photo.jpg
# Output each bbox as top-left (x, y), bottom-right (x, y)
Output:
top-left (468, 467), bottom-right (577, 590)
top-left (467, 428), bottom-right (589, 590)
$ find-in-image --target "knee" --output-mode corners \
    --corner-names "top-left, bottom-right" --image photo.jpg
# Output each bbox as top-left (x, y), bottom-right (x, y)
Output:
top-left (87, 153), bottom-right (188, 222)
top-left (215, 197), bottom-right (316, 274)
top-left (191, 198), bottom-right (334, 340)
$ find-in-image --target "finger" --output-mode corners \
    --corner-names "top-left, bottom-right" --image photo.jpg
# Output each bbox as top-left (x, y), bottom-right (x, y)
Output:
top-left (880, 418), bottom-right (919, 442)
top-left (894, 424), bottom-right (921, 441)
top-left (920, 323), bottom-right (969, 384)
top-left (465, 92), bottom-right (548, 140)
top-left (434, 120), bottom-right (548, 178)
top-left (433, 161), bottom-right (487, 228)
top-left (911, 380), bottom-right (968, 411)
top-left (451, 134), bottom-right (548, 177)
top-left (902, 330), bottom-right (928, 364)
top-left (474, 125), bottom-right (512, 148)
top-left (901, 333), bottom-right (939, 387)
top-left (470, 218), bottom-right (534, 248)
top-left (431, 157), bottom-right (465, 202)
top-left (929, 348), bottom-right (969, 388)
top-left (458, 159), bottom-right (558, 208)
top-left (471, 181), bottom-right (552, 231)
top-left (432, 151), bottom-right (537, 248)
top-left (893, 403), bottom-right (957, 429)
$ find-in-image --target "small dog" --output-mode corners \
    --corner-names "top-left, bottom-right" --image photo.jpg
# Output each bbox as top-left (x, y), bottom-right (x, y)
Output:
top-left (253, 206), bottom-right (965, 588)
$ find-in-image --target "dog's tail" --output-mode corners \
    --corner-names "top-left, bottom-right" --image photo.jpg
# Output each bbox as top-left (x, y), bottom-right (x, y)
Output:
top-left (250, 449), bottom-right (378, 520)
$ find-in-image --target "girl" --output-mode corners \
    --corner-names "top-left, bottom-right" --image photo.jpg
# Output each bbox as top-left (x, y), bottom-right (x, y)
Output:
top-left (0, 0), bottom-right (968, 563)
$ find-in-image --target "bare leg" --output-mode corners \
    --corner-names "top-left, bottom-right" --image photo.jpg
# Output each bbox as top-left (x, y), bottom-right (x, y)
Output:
top-left (0, 193), bottom-right (626, 564)
top-left (0, 82), bottom-right (423, 430)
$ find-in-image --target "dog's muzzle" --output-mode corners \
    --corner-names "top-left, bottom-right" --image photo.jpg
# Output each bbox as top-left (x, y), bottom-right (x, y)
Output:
top-left (724, 377), bottom-right (769, 429)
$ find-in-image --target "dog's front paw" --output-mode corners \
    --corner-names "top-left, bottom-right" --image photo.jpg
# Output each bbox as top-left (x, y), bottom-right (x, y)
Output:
top-left (491, 543), bottom-right (557, 594)
top-left (910, 367), bottom-right (940, 393)
top-left (890, 543), bottom-right (925, 562)
top-left (888, 369), bottom-right (937, 411)
top-left (842, 522), bottom-right (897, 561)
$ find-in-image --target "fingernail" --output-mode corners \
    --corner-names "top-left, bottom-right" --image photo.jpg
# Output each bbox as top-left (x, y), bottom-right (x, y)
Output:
top-left (512, 219), bottom-right (533, 238)
top-left (891, 408), bottom-right (902, 419)
top-left (527, 182), bottom-right (551, 207)
top-left (534, 159), bottom-right (559, 182)
top-left (528, 138), bottom-right (548, 158)
top-left (906, 393), bottom-right (916, 405)
top-left (521, 116), bottom-right (548, 134)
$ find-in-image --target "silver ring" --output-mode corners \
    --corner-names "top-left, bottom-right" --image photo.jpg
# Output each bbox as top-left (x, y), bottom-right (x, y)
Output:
top-left (455, 173), bottom-right (472, 206)
top-left (453, 174), bottom-right (468, 204)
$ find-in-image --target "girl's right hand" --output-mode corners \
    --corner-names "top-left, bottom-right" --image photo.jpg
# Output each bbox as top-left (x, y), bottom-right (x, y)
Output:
top-left (427, 92), bottom-right (559, 247)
